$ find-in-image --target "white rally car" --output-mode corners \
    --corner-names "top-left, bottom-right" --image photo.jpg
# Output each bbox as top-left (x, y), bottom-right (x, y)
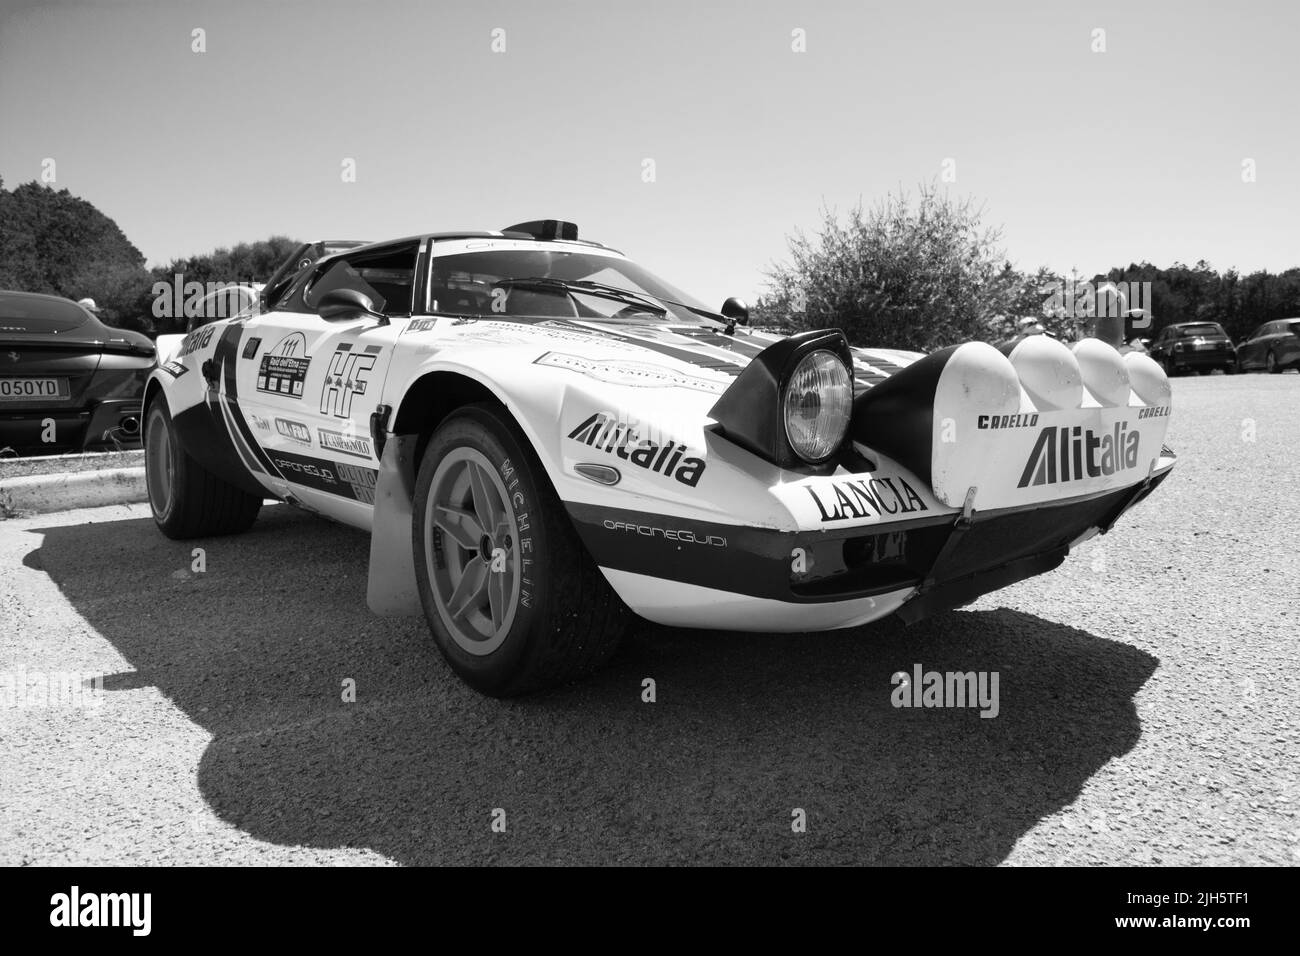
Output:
top-left (144, 220), bottom-right (1176, 695)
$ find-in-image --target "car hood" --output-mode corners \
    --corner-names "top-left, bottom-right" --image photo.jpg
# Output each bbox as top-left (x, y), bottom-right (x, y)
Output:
top-left (412, 317), bottom-right (921, 393)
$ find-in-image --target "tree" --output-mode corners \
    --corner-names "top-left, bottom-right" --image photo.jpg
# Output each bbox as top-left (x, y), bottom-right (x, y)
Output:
top-left (0, 178), bottom-right (153, 332)
top-left (761, 184), bottom-right (1026, 351)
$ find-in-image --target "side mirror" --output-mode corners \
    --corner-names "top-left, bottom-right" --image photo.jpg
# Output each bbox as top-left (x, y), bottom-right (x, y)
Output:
top-left (721, 297), bottom-right (749, 326)
top-left (317, 288), bottom-right (386, 324)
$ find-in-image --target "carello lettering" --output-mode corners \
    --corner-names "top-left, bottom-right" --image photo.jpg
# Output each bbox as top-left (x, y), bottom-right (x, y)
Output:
top-left (977, 412), bottom-right (1039, 429)
top-left (805, 476), bottom-right (929, 523)
top-left (567, 412), bottom-right (705, 488)
top-left (1017, 422), bottom-right (1140, 487)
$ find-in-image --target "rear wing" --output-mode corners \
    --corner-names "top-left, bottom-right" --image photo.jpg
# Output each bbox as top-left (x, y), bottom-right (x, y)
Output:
top-left (261, 239), bottom-right (369, 313)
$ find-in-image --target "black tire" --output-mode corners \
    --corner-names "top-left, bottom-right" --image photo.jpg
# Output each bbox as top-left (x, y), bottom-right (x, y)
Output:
top-left (1267, 350), bottom-right (1280, 374)
top-left (412, 403), bottom-right (628, 696)
top-left (144, 397), bottom-right (262, 539)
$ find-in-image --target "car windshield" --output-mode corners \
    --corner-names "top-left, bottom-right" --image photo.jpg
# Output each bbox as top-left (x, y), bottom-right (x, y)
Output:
top-left (1178, 323), bottom-right (1226, 337)
top-left (0, 293), bottom-right (92, 333)
top-left (426, 249), bottom-right (720, 324)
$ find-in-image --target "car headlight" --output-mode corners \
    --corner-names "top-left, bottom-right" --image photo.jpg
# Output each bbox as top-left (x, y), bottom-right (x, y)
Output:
top-left (782, 349), bottom-right (852, 463)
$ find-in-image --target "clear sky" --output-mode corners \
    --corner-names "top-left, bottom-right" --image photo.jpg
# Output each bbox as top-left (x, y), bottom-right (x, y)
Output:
top-left (2, 0), bottom-right (1296, 307)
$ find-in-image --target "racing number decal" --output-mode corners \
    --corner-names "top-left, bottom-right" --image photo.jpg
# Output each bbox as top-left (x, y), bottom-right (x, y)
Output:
top-left (320, 343), bottom-right (380, 418)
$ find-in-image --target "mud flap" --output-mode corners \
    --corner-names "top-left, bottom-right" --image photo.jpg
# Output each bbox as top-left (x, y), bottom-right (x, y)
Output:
top-left (367, 433), bottom-right (423, 616)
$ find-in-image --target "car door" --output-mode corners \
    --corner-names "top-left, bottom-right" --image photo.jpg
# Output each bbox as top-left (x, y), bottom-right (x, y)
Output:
top-left (1151, 327), bottom-right (1170, 362)
top-left (1239, 324), bottom-right (1264, 369)
top-left (1279, 321), bottom-right (1300, 367)
top-left (237, 241), bottom-right (419, 525)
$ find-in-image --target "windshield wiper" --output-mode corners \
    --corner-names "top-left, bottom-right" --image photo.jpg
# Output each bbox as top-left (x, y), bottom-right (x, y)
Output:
top-left (505, 277), bottom-right (668, 316)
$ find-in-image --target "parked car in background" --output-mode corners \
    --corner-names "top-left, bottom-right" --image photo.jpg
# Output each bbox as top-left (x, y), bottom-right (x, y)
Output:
top-left (0, 291), bottom-right (155, 454)
top-left (1236, 318), bottom-right (1300, 374)
top-left (1148, 322), bottom-right (1237, 375)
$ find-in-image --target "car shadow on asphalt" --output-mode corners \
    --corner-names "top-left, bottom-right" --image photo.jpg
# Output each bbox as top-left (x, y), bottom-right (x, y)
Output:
top-left (35, 504), bottom-right (1158, 865)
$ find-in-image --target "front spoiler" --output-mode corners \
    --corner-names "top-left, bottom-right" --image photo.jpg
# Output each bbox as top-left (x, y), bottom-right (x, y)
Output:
top-left (575, 466), bottom-right (1172, 628)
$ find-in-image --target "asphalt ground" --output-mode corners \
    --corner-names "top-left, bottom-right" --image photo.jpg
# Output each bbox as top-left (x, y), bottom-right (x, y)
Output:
top-left (2, 373), bottom-right (1297, 865)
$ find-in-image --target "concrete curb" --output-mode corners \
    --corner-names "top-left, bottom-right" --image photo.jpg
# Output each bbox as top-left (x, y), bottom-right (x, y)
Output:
top-left (0, 467), bottom-right (147, 516)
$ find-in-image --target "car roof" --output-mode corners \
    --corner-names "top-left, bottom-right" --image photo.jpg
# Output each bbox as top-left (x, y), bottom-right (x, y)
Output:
top-left (338, 231), bottom-right (621, 258)
top-left (0, 289), bottom-right (83, 304)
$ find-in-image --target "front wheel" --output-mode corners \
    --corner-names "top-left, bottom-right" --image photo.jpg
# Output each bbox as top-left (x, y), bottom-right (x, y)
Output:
top-left (412, 403), bottom-right (628, 696)
top-left (144, 398), bottom-right (262, 539)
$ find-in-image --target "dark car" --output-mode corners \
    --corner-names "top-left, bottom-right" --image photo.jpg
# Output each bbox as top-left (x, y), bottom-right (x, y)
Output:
top-left (1236, 318), bottom-right (1300, 373)
top-left (1148, 321), bottom-right (1237, 375)
top-left (0, 291), bottom-right (155, 454)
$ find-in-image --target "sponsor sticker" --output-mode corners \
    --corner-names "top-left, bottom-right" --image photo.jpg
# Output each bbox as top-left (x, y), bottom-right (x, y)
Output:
top-left (804, 476), bottom-right (930, 523)
top-left (270, 450), bottom-right (377, 503)
top-left (178, 326), bottom-right (215, 357)
top-left (257, 332), bottom-right (311, 398)
top-left (320, 343), bottom-right (379, 418)
top-left (274, 418), bottom-right (312, 445)
top-left (160, 361), bottom-right (187, 378)
top-left (319, 427), bottom-right (373, 459)
top-left (977, 413), bottom-right (1039, 429)
top-left (567, 411), bottom-right (705, 488)
top-left (535, 351), bottom-right (728, 394)
top-left (1017, 421), bottom-right (1140, 488)
top-left (601, 519), bottom-right (727, 548)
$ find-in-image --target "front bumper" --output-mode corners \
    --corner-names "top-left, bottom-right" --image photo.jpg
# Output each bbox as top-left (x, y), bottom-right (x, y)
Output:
top-left (572, 466), bottom-right (1172, 631)
top-left (1168, 349), bottom-right (1234, 369)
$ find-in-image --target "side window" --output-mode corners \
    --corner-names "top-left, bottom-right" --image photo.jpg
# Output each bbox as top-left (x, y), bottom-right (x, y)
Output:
top-left (304, 243), bottom-right (418, 317)
top-left (188, 289), bottom-right (226, 333)
top-left (231, 287), bottom-right (258, 319)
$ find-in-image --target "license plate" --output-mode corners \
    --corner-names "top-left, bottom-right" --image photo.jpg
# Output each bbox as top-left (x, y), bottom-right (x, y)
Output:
top-left (0, 377), bottom-right (69, 401)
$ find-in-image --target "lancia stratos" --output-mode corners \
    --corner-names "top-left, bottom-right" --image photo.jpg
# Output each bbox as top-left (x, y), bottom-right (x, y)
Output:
top-left (142, 221), bottom-right (1176, 695)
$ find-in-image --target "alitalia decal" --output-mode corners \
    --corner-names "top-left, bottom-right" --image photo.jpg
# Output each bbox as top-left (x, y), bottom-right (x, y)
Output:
top-left (567, 412), bottom-right (705, 487)
top-left (1017, 422), bottom-right (1141, 488)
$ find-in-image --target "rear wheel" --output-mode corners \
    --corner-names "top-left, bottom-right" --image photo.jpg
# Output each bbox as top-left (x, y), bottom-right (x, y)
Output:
top-left (412, 403), bottom-right (627, 695)
top-left (144, 398), bottom-right (261, 538)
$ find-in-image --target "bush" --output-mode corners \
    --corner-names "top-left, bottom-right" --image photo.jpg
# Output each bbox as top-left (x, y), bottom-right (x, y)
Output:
top-left (758, 184), bottom-right (1026, 351)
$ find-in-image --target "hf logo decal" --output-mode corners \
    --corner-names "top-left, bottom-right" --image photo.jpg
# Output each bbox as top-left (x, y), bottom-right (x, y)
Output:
top-left (320, 343), bottom-right (381, 418)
